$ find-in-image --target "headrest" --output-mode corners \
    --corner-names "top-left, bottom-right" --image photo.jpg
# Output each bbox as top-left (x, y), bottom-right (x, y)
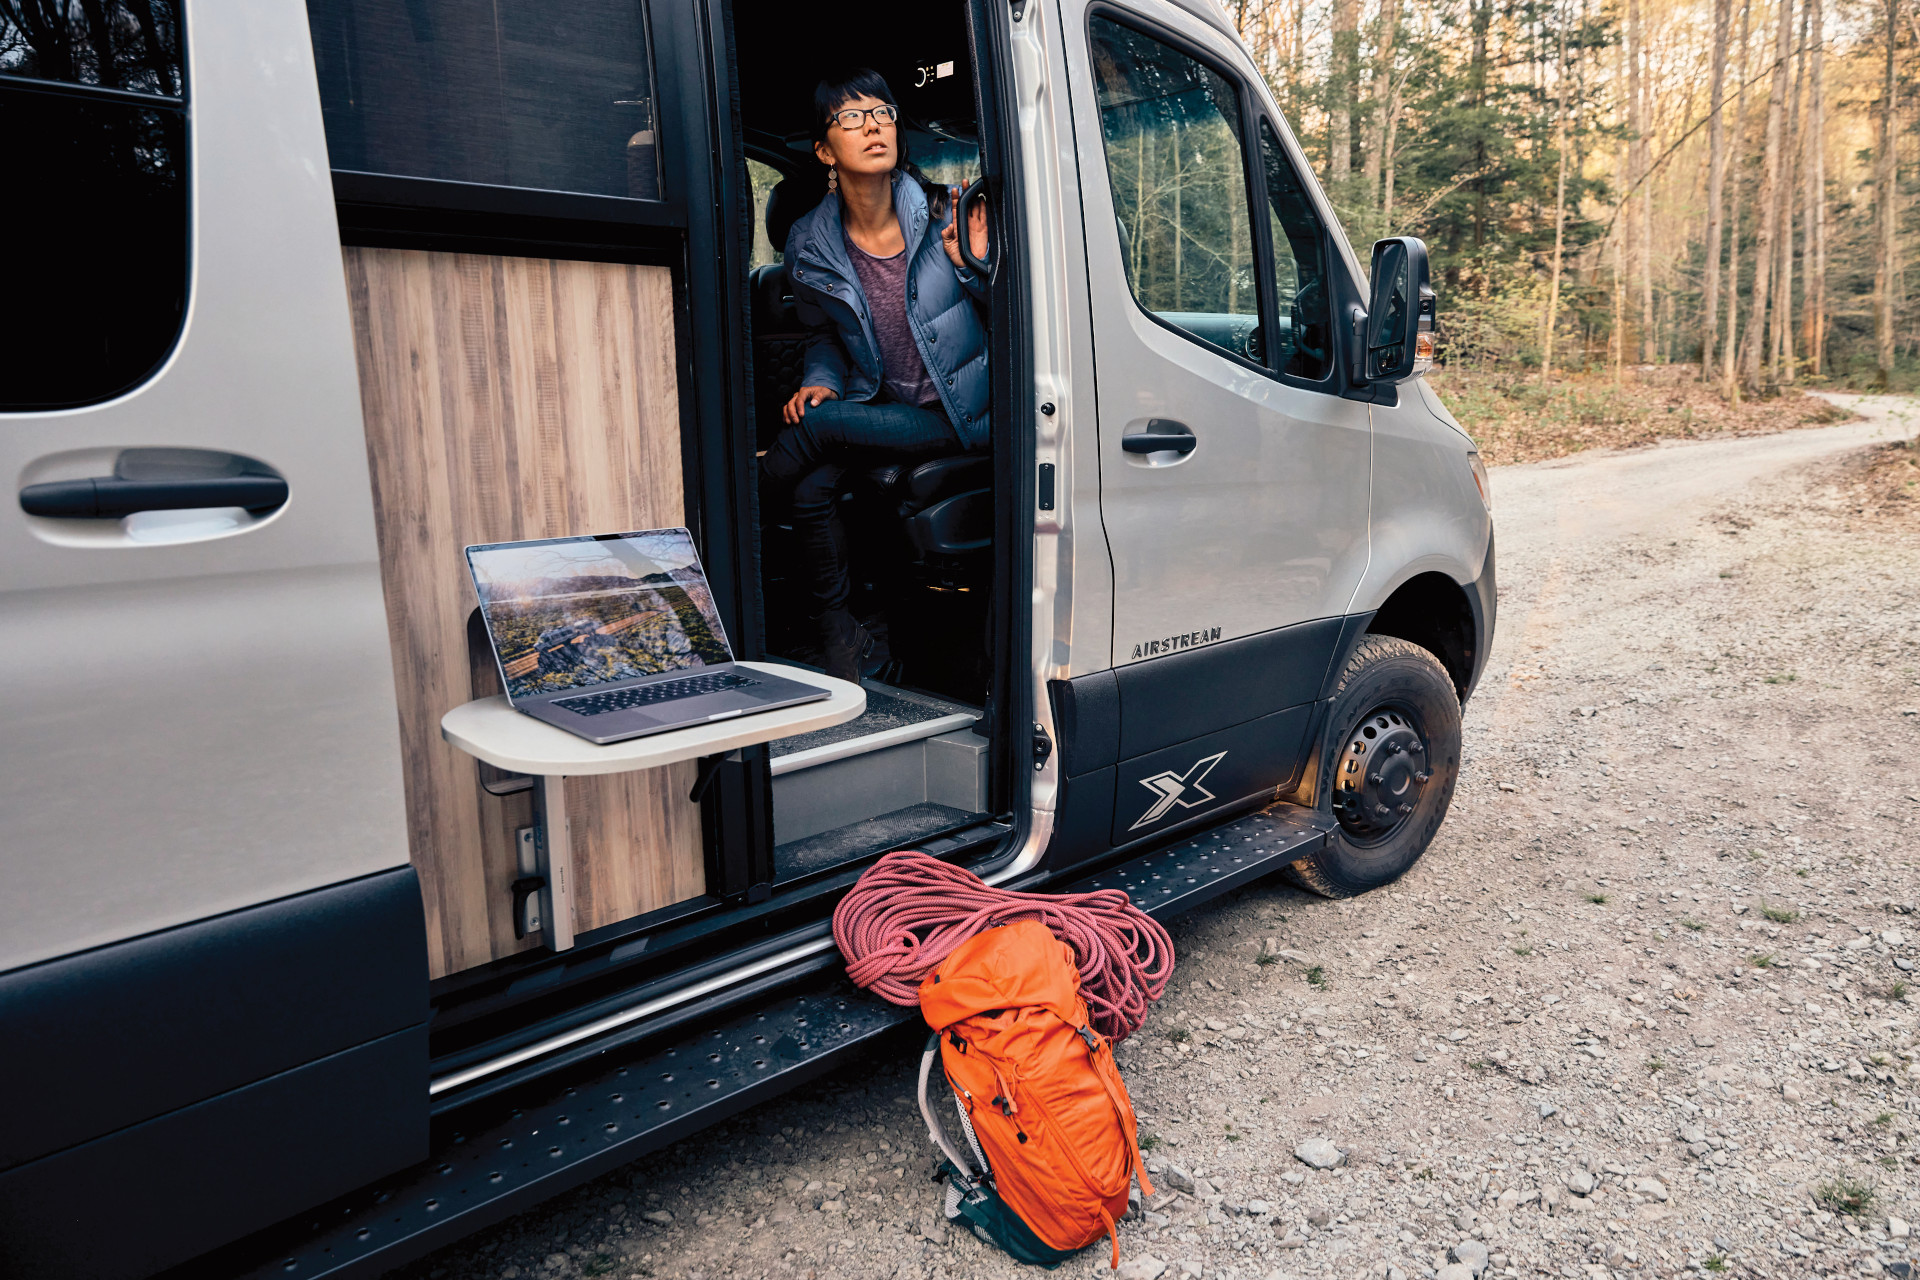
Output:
top-left (764, 177), bottom-right (823, 255)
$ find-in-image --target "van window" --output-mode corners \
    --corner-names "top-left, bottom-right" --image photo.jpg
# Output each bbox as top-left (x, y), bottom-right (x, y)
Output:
top-left (306, 0), bottom-right (662, 200)
top-left (1, 1), bottom-right (187, 411)
top-left (748, 157), bottom-right (784, 268)
top-left (1087, 16), bottom-right (1259, 363)
top-left (1258, 119), bottom-right (1333, 380)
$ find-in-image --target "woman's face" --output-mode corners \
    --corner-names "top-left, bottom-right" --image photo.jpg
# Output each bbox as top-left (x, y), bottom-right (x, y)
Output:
top-left (815, 93), bottom-right (898, 178)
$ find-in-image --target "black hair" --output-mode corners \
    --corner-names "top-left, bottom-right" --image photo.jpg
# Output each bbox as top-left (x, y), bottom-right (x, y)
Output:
top-left (811, 67), bottom-right (949, 221)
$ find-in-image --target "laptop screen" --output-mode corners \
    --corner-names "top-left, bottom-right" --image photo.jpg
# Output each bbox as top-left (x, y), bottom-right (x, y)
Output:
top-left (466, 528), bottom-right (733, 702)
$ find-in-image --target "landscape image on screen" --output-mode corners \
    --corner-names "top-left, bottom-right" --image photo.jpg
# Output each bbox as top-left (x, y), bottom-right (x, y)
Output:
top-left (468, 530), bottom-right (731, 701)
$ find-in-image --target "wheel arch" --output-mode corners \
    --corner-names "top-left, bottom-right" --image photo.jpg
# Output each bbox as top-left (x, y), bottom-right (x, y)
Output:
top-left (1362, 569), bottom-right (1481, 704)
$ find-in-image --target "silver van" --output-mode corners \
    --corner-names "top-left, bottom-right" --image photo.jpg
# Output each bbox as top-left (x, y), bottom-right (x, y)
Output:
top-left (0, 0), bottom-right (1492, 1273)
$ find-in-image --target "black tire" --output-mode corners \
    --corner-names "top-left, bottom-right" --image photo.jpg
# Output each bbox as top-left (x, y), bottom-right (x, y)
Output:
top-left (1286, 634), bottom-right (1461, 898)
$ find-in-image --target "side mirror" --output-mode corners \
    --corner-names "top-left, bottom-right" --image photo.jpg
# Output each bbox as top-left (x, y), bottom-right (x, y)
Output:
top-left (1363, 236), bottom-right (1436, 383)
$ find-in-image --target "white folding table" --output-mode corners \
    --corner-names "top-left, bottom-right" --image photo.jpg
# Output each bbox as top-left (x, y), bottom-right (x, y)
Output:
top-left (441, 662), bottom-right (865, 950)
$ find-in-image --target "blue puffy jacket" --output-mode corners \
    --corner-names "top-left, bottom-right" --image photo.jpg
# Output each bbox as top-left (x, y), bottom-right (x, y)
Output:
top-left (783, 175), bottom-right (991, 452)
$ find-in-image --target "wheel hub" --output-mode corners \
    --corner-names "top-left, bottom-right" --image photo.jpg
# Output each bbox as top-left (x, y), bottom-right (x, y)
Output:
top-left (1331, 708), bottom-right (1430, 842)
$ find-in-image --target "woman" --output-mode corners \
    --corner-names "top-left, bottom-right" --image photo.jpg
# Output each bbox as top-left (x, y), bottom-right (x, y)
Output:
top-left (765, 68), bottom-right (990, 682)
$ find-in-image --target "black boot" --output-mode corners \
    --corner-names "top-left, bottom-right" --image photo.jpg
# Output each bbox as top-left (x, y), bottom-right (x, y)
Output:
top-left (817, 607), bottom-right (872, 684)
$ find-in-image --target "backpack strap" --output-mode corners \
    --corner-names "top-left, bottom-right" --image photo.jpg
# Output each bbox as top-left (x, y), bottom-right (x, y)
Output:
top-left (918, 1033), bottom-right (982, 1180)
top-left (1081, 1023), bottom-right (1156, 1199)
top-left (1097, 1204), bottom-right (1120, 1270)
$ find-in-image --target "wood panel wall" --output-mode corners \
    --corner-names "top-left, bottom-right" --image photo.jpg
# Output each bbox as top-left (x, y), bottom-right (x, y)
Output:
top-left (344, 247), bottom-right (706, 978)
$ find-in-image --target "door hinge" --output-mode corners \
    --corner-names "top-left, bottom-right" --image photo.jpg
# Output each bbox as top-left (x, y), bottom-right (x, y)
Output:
top-left (1032, 722), bottom-right (1053, 772)
top-left (1010, 0), bottom-right (1028, 20)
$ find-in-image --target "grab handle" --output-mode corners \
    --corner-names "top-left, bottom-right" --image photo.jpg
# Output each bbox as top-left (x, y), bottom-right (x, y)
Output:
top-left (955, 178), bottom-right (995, 282)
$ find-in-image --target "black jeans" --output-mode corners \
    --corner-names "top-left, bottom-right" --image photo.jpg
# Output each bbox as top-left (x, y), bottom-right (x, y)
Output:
top-left (762, 398), bottom-right (960, 616)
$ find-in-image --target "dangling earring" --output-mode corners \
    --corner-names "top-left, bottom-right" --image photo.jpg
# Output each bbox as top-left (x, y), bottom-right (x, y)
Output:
top-left (828, 165), bottom-right (838, 194)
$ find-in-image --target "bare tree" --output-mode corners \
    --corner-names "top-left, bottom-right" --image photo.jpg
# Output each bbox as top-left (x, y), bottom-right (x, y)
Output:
top-left (1775, 0), bottom-right (1806, 384)
top-left (1628, 0), bottom-right (1654, 362)
top-left (1803, 0), bottom-right (1827, 375)
top-left (1703, 0), bottom-right (1733, 382)
top-left (1329, 0), bottom-right (1358, 186)
top-left (1724, 0), bottom-right (1754, 397)
top-left (1873, 0), bottom-right (1901, 385)
top-left (1543, 0), bottom-right (1573, 381)
top-left (1362, 0), bottom-right (1400, 228)
top-left (1740, 0), bottom-right (1791, 392)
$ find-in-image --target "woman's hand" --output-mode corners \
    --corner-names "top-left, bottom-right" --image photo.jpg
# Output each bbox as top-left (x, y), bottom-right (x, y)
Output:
top-left (783, 385), bottom-right (838, 424)
top-left (941, 189), bottom-right (989, 270)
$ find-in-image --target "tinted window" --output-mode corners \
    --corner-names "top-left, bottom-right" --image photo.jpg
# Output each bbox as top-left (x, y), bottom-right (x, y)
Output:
top-left (307, 0), bottom-right (662, 200)
top-left (0, 2), bottom-right (187, 411)
top-left (1259, 120), bottom-right (1333, 380)
top-left (1088, 16), bottom-right (1259, 362)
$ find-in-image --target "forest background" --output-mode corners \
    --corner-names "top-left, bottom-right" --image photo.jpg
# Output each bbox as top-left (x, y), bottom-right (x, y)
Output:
top-left (1230, 0), bottom-right (1918, 461)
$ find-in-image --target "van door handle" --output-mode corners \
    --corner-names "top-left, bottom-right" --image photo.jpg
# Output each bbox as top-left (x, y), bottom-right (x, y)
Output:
top-left (1121, 420), bottom-right (1197, 455)
top-left (19, 475), bottom-right (289, 519)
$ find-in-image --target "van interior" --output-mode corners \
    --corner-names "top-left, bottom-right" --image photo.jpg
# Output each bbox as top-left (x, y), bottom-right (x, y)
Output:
top-left (735, 3), bottom-right (1003, 887)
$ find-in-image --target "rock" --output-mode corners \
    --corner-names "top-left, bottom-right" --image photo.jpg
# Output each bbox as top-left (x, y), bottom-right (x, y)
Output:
top-left (1113, 1257), bottom-right (1168, 1280)
top-left (1306, 1207), bottom-right (1332, 1227)
top-left (1632, 1177), bottom-right (1670, 1202)
top-left (1539, 1101), bottom-right (1558, 1119)
top-left (1450, 1238), bottom-right (1491, 1274)
top-left (1567, 1168), bottom-right (1596, 1197)
top-left (1161, 1163), bottom-right (1197, 1193)
top-left (642, 1209), bottom-right (674, 1225)
top-left (1890, 1216), bottom-right (1911, 1239)
top-left (1246, 1199), bottom-right (1272, 1214)
top-left (1275, 1231), bottom-right (1308, 1248)
top-left (918, 1209), bottom-right (949, 1245)
top-left (1436, 1266), bottom-right (1474, 1280)
top-left (1496, 1188), bottom-right (1519, 1211)
top-left (1782, 1083), bottom-right (1803, 1103)
top-left (1884, 930), bottom-right (1906, 946)
top-left (1294, 1138), bottom-right (1343, 1169)
top-left (1899, 958), bottom-right (1916, 972)
top-left (1174, 1262), bottom-right (1204, 1279)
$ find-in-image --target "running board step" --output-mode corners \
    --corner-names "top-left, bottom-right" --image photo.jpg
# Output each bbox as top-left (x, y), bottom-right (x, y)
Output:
top-left (205, 803), bottom-right (1327, 1279)
top-left (1063, 803), bottom-right (1333, 920)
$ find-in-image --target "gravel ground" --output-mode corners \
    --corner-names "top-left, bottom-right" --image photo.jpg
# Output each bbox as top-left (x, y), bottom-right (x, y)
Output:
top-left (394, 395), bottom-right (1920, 1280)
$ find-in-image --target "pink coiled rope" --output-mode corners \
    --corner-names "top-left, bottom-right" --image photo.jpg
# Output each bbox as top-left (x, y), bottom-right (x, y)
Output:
top-left (832, 849), bottom-right (1176, 1041)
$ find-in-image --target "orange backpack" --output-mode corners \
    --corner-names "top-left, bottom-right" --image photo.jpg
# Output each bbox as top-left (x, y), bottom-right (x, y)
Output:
top-left (917, 919), bottom-right (1155, 1269)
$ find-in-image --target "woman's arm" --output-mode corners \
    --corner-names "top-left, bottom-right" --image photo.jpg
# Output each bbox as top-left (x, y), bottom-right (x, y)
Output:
top-left (786, 239), bottom-right (848, 419)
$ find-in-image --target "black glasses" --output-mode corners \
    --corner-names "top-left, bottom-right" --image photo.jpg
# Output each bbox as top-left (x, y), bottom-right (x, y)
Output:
top-left (829, 104), bottom-right (900, 131)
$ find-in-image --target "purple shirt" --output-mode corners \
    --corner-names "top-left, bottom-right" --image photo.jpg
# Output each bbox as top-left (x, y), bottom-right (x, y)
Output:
top-left (844, 231), bottom-right (940, 408)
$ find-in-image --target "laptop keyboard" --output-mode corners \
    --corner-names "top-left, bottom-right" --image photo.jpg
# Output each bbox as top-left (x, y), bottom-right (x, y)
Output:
top-left (555, 671), bottom-right (761, 717)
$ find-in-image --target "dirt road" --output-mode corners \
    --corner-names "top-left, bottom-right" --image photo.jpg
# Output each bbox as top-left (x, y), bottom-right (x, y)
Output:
top-left (397, 396), bottom-right (1920, 1280)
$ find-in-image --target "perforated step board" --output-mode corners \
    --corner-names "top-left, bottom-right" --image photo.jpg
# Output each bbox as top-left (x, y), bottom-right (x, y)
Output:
top-left (1065, 804), bottom-right (1332, 921)
top-left (228, 985), bottom-right (916, 1280)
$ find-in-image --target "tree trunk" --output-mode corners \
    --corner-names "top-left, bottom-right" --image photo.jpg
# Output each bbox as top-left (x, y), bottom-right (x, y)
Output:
top-left (1804, 0), bottom-right (1827, 376)
top-left (1703, 0), bottom-right (1732, 382)
top-left (1469, 0), bottom-right (1492, 270)
top-left (1873, 0), bottom-right (1900, 386)
top-left (1775, 0), bottom-right (1806, 384)
top-left (1724, 0), bottom-right (1753, 398)
top-left (1330, 0), bottom-right (1358, 186)
top-left (1627, 0), bottom-right (1653, 362)
top-left (1363, 0), bottom-right (1400, 227)
top-left (1740, 0), bottom-right (1790, 393)
top-left (1382, 69), bottom-right (1403, 234)
top-left (1543, 0), bottom-right (1573, 382)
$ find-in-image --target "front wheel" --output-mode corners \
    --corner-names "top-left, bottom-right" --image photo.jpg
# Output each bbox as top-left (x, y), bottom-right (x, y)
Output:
top-left (1287, 634), bottom-right (1462, 897)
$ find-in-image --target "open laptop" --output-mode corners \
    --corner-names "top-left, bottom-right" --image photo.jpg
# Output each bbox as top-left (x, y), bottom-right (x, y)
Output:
top-left (466, 528), bottom-right (830, 745)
